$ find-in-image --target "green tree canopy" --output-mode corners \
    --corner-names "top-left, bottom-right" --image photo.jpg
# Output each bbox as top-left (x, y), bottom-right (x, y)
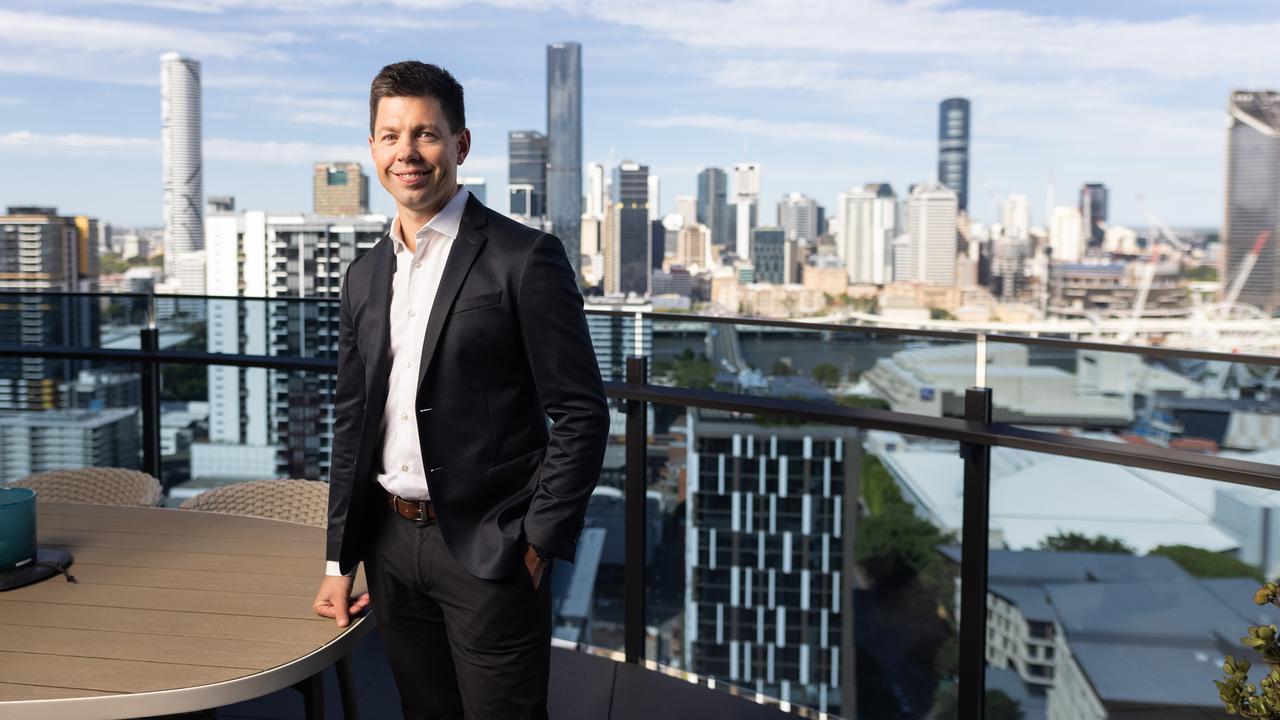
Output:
top-left (1149, 544), bottom-right (1263, 582)
top-left (812, 363), bottom-right (841, 388)
top-left (1038, 531), bottom-right (1135, 555)
top-left (1186, 265), bottom-right (1219, 282)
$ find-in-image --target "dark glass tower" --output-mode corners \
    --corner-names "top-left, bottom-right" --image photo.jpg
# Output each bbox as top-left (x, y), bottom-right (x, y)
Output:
top-left (697, 167), bottom-right (730, 248)
top-left (507, 130), bottom-right (547, 218)
top-left (1079, 183), bottom-right (1108, 249)
top-left (547, 42), bottom-right (583, 277)
top-left (613, 161), bottom-right (650, 296)
top-left (1224, 90), bottom-right (1280, 312)
top-left (937, 98), bottom-right (970, 212)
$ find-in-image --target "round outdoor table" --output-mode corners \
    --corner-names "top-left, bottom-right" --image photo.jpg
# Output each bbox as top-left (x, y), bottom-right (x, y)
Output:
top-left (0, 502), bottom-right (371, 719)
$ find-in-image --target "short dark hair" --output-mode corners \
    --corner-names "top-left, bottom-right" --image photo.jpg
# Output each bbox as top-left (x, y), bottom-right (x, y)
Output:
top-left (369, 61), bottom-right (466, 136)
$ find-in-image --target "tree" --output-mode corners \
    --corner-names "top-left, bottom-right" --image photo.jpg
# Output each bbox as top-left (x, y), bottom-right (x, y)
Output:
top-left (670, 350), bottom-right (715, 390)
top-left (929, 307), bottom-right (956, 321)
top-left (930, 683), bottom-right (1024, 720)
top-left (859, 453), bottom-right (903, 516)
top-left (1150, 544), bottom-right (1264, 582)
top-left (771, 360), bottom-right (795, 376)
top-left (838, 394), bottom-right (890, 411)
top-left (1038, 531), bottom-right (1135, 555)
top-left (1218, 582), bottom-right (1280, 717)
top-left (99, 252), bottom-right (129, 275)
top-left (812, 362), bottom-right (841, 388)
top-left (855, 505), bottom-right (951, 586)
top-left (1187, 265), bottom-right (1219, 282)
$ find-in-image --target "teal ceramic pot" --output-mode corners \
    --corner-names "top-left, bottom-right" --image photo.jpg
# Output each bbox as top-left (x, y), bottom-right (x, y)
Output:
top-left (0, 487), bottom-right (36, 573)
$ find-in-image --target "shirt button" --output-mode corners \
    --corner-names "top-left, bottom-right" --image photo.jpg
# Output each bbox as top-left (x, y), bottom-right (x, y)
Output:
top-left (405, 360), bottom-right (412, 368)
top-left (408, 310), bottom-right (416, 318)
top-left (401, 464), bottom-right (410, 472)
top-left (414, 262), bottom-right (421, 269)
top-left (401, 413), bottom-right (409, 421)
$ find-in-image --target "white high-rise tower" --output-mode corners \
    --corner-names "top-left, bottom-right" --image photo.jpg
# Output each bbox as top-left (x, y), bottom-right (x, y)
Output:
top-left (732, 162), bottom-right (760, 259)
top-left (161, 52), bottom-right (203, 290)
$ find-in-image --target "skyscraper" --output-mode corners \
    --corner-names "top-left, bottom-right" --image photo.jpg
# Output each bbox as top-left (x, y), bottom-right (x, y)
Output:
top-left (1002, 194), bottom-right (1031, 240)
top-left (313, 162), bottom-right (369, 216)
top-left (904, 183), bottom-right (959, 285)
top-left (161, 52), bottom-right (203, 285)
top-left (732, 162), bottom-right (761, 259)
top-left (586, 162), bottom-right (607, 217)
top-left (604, 161), bottom-right (650, 296)
top-left (1049, 206), bottom-right (1085, 264)
top-left (648, 174), bottom-right (661, 222)
top-left (750, 227), bottom-right (787, 284)
top-left (547, 42), bottom-right (583, 277)
top-left (777, 192), bottom-right (822, 246)
top-left (836, 184), bottom-right (896, 285)
top-left (937, 98), bottom-right (970, 213)
top-left (508, 130), bottom-right (547, 219)
top-left (1224, 91), bottom-right (1280, 311)
top-left (1079, 183), bottom-right (1108, 249)
top-left (697, 167), bottom-right (730, 249)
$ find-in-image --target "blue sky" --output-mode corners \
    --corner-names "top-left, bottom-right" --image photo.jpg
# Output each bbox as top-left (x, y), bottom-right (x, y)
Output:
top-left (1, 0), bottom-right (1277, 229)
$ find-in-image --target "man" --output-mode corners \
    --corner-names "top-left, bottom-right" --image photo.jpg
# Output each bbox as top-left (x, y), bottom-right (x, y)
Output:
top-left (313, 61), bottom-right (609, 719)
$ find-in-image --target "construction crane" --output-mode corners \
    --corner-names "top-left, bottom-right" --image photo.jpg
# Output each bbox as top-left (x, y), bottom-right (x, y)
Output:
top-left (1136, 194), bottom-right (1191, 253)
top-left (1225, 230), bottom-right (1271, 307)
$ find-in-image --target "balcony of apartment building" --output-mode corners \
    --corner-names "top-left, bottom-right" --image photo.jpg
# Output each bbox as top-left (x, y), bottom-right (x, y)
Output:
top-left (2, 290), bottom-right (1280, 720)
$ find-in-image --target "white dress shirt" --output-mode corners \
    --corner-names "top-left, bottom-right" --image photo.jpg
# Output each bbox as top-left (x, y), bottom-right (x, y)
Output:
top-left (326, 186), bottom-right (467, 577)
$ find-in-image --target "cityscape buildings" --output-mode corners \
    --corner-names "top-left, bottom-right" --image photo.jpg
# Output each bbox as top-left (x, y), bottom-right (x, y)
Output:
top-left (604, 161), bottom-right (650, 296)
top-left (732, 162), bottom-right (761, 259)
top-left (507, 130), bottom-right (547, 219)
top-left (1079, 183), bottom-right (1108, 249)
top-left (547, 42), bottom-right (583, 276)
top-left (777, 192), bottom-right (822, 247)
top-left (160, 52), bottom-right (203, 289)
top-left (902, 183), bottom-right (959, 285)
top-left (937, 97), bottom-right (971, 212)
top-left (312, 162), bottom-right (369, 216)
top-left (697, 167), bottom-right (731, 250)
top-left (1223, 89), bottom-right (1280, 312)
top-left (750, 227), bottom-right (788, 284)
top-left (836, 184), bottom-right (896, 285)
top-left (1049, 206), bottom-right (1085, 264)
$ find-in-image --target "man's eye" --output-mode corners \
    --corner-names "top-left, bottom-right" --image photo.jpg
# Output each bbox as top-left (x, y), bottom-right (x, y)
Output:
top-left (382, 135), bottom-right (396, 142)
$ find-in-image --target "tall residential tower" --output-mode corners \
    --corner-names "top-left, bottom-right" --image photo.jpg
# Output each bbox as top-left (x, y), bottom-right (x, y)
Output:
top-left (937, 98), bottom-right (970, 213)
top-left (1223, 90), bottom-right (1280, 312)
top-left (547, 42), bottom-right (583, 278)
top-left (161, 52), bottom-right (203, 286)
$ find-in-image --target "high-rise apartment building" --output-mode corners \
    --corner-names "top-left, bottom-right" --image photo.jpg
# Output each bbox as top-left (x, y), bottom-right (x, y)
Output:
top-left (199, 211), bottom-right (388, 481)
top-left (732, 162), bottom-right (761, 259)
top-left (903, 183), bottom-right (959, 285)
top-left (1002, 194), bottom-right (1031, 240)
top-left (778, 193), bottom-right (822, 246)
top-left (836, 184), bottom-right (896, 285)
top-left (1079, 183), bottom-right (1107, 250)
top-left (698, 168), bottom-right (731, 249)
top-left (685, 411), bottom-right (858, 715)
top-left (0, 206), bottom-right (101, 409)
top-left (312, 162), bottom-right (369, 216)
top-left (677, 223), bottom-right (712, 272)
top-left (604, 161), bottom-right (650, 296)
top-left (1049, 206), bottom-right (1085, 264)
top-left (675, 196), bottom-right (698, 228)
top-left (750, 227), bottom-right (788, 284)
top-left (161, 52), bottom-right (203, 286)
top-left (547, 42), bottom-right (583, 277)
top-left (0, 408), bottom-right (140, 484)
top-left (938, 98), bottom-right (970, 213)
top-left (648, 175), bottom-right (662, 222)
top-left (508, 130), bottom-right (547, 219)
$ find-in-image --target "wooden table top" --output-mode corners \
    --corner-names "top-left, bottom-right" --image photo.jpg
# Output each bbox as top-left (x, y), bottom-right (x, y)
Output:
top-left (0, 502), bottom-right (370, 720)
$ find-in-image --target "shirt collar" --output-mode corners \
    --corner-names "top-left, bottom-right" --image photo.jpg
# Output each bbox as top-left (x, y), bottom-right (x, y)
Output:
top-left (389, 186), bottom-right (469, 253)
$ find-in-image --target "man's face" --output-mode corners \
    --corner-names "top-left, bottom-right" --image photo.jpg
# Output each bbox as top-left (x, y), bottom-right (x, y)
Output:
top-left (369, 94), bottom-right (470, 219)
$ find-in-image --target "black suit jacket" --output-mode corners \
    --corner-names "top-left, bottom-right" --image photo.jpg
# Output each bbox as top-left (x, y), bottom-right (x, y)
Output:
top-left (326, 192), bottom-right (609, 580)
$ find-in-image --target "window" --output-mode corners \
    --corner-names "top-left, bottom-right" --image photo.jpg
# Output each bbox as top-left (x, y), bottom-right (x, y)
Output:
top-left (327, 169), bottom-right (348, 186)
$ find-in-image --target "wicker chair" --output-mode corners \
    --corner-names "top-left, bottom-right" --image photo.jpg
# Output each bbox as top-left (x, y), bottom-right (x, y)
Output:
top-left (180, 478), bottom-right (359, 720)
top-left (178, 478), bottom-right (329, 528)
top-left (11, 467), bottom-right (163, 507)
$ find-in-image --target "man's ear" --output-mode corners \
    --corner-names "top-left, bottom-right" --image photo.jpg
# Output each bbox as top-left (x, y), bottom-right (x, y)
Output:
top-left (456, 128), bottom-right (472, 165)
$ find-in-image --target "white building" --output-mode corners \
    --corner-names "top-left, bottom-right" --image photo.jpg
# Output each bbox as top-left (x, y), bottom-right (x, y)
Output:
top-left (836, 184), bottom-right (896, 285)
top-left (1050, 206), bottom-right (1085, 263)
top-left (902, 183), bottom-right (958, 285)
top-left (732, 162), bottom-right (761, 259)
top-left (674, 195), bottom-right (698, 227)
top-left (160, 52), bottom-right (203, 283)
top-left (647, 174), bottom-right (661, 222)
top-left (586, 162), bottom-right (607, 218)
top-left (1002, 194), bottom-right (1031, 240)
top-left (778, 192), bottom-right (822, 245)
top-left (0, 408), bottom-right (139, 483)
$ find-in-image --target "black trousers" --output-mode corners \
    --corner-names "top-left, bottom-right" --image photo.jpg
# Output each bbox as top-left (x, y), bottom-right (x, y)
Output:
top-left (365, 500), bottom-right (553, 720)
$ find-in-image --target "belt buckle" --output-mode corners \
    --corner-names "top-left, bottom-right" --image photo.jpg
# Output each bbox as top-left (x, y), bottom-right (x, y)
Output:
top-left (411, 499), bottom-right (427, 522)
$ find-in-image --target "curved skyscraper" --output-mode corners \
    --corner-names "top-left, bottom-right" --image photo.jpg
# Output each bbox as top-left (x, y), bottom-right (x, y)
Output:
top-left (161, 52), bottom-right (203, 285)
top-left (547, 42), bottom-right (582, 279)
top-left (937, 97), bottom-right (970, 213)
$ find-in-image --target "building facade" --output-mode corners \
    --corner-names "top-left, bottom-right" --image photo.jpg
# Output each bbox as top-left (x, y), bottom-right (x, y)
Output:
top-left (508, 130), bottom-right (547, 219)
top-left (1223, 90), bottom-right (1280, 312)
top-left (903, 183), bottom-right (959, 286)
top-left (547, 42), bottom-right (583, 277)
top-left (312, 162), bottom-right (369, 216)
top-left (161, 52), bottom-right (203, 286)
top-left (698, 167), bottom-right (731, 250)
top-left (605, 161), bottom-right (651, 297)
top-left (938, 97), bottom-right (970, 212)
top-left (732, 162), bottom-right (761, 259)
top-left (837, 184), bottom-right (896, 285)
top-left (1079, 183), bottom-right (1107, 250)
top-left (750, 227), bottom-right (788, 284)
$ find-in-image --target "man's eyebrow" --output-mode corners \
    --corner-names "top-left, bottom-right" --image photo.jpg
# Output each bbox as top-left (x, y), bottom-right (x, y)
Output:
top-left (375, 123), bottom-right (444, 134)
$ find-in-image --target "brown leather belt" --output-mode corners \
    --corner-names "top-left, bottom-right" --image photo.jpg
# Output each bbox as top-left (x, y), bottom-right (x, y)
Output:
top-left (386, 489), bottom-right (436, 522)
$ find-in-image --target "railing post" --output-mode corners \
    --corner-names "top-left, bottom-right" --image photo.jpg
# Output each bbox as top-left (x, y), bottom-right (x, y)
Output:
top-left (624, 356), bottom-right (648, 665)
top-left (139, 326), bottom-right (162, 485)
top-left (958, 386), bottom-right (993, 720)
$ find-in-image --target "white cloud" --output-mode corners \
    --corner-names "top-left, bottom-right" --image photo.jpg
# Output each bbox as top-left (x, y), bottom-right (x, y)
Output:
top-left (637, 113), bottom-right (908, 147)
top-left (0, 131), bottom-right (370, 164)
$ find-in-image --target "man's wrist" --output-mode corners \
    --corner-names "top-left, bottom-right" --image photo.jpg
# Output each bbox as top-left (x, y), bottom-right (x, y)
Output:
top-left (528, 543), bottom-right (552, 562)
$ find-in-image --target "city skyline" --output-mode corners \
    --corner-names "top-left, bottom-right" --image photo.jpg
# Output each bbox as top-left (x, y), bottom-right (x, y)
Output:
top-left (1, 1), bottom-right (1279, 228)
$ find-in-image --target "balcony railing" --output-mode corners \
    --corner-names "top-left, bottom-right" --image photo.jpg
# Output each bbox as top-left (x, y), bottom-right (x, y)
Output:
top-left (2, 290), bottom-right (1279, 719)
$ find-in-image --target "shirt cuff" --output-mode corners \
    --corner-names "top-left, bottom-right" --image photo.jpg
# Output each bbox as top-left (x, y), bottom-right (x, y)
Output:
top-left (326, 560), bottom-right (356, 578)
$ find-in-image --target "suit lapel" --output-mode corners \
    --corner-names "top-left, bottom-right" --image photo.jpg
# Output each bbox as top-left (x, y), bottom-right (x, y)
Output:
top-left (416, 193), bottom-right (489, 391)
top-left (363, 236), bottom-right (394, 400)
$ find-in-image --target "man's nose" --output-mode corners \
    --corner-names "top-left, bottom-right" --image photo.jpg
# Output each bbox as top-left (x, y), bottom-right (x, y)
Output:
top-left (395, 138), bottom-right (421, 163)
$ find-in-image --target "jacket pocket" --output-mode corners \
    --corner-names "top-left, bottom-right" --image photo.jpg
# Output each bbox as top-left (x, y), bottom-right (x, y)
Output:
top-left (451, 290), bottom-right (502, 314)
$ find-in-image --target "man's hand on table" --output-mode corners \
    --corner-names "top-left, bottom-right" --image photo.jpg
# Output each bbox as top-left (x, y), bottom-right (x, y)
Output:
top-left (313, 575), bottom-right (370, 628)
